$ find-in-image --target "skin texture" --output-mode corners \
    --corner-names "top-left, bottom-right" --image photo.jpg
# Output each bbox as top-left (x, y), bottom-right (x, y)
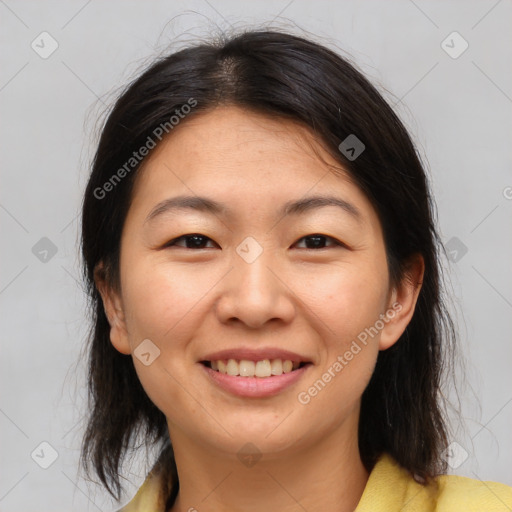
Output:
top-left (96, 106), bottom-right (424, 512)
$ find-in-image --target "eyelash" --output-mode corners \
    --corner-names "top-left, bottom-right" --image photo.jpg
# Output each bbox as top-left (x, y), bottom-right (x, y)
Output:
top-left (164, 233), bottom-right (345, 250)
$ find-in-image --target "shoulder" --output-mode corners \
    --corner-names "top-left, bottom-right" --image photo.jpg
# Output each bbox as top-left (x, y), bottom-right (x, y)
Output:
top-left (434, 472), bottom-right (512, 511)
top-left (355, 453), bottom-right (512, 512)
top-left (116, 467), bottom-right (167, 512)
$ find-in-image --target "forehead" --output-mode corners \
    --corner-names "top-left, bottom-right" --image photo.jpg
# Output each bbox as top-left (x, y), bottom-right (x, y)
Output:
top-left (128, 106), bottom-right (378, 226)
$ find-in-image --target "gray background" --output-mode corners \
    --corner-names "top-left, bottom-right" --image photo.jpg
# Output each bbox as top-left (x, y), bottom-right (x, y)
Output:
top-left (1, 0), bottom-right (511, 510)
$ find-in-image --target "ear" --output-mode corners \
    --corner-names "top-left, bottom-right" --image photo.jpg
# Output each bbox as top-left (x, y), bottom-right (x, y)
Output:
top-left (94, 262), bottom-right (132, 355)
top-left (379, 254), bottom-right (425, 351)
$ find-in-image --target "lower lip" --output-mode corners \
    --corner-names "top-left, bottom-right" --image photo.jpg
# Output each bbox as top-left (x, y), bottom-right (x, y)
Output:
top-left (201, 363), bottom-right (312, 398)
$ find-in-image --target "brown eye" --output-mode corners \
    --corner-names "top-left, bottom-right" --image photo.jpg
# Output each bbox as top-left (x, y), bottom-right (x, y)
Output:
top-left (165, 234), bottom-right (217, 249)
top-left (294, 234), bottom-right (343, 249)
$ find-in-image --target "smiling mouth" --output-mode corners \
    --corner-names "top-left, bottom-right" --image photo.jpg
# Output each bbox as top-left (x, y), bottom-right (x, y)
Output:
top-left (201, 359), bottom-right (309, 378)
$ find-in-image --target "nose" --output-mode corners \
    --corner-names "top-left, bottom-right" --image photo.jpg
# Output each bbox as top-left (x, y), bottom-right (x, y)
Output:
top-left (215, 247), bottom-right (296, 329)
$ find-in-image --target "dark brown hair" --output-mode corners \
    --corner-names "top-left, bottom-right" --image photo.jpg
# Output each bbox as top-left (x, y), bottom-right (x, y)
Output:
top-left (80, 28), bottom-right (456, 504)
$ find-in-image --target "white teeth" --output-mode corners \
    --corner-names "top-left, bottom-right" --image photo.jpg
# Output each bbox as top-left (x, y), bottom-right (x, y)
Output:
top-left (270, 359), bottom-right (283, 375)
top-left (239, 360), bottom-right (255, 377)
top-left (217, 360), bottom-right (227, 374)
top-left (226, 359), bottom-right (239, 376)
top-left (255, 359), bottom-right (272, 377)
top-left (208, 358), bottom-right (302, 377)
top-left (282, 360), bottom-right (293, 373)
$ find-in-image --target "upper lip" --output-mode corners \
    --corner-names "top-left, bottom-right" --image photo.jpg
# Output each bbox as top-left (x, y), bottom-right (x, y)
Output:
top-left (201, 348), bottom-right (311, 363)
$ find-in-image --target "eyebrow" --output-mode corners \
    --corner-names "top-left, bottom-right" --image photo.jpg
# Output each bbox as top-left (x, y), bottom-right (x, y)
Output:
top-left (144, 194), bottom-right (363, 224)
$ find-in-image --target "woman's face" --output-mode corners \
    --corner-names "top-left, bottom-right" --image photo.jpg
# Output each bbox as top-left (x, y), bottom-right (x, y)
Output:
top-left (99, 106), bottom-right (420, 460)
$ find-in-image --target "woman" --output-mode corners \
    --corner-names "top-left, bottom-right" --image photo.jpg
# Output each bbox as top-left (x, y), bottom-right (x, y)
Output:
top-left (80, 29), bottom-right (512, 511)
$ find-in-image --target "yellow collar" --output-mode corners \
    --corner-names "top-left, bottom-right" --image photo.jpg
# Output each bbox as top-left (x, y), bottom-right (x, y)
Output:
top-left (118, 452), bottom-right (512, 511)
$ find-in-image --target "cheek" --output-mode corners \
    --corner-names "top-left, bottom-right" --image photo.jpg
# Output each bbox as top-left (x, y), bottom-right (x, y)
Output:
top-left (296, 257), bottom-right (389, 345)
top-left (119, 257), bottom-right (217, 416)
top-left (296, 343), bottom-right (378, 433)
top-left (295, 268), bottom-right (383, 418)
top-left (120, 255), bottom-right (220, 342)
top-left (292, 254), bottom-right (388, 410)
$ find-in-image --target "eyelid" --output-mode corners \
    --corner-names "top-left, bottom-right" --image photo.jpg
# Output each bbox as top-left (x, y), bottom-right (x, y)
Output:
top-left (163, 233), bottom-right (346, 250)
top-left (164, 234), bottom-right (217, 249)
top-left (294, 234), bottom-right (346, 249)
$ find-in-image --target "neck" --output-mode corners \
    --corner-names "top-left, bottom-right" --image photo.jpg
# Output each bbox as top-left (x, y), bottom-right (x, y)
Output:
top-left (168, 415), bottom-right (369, 512)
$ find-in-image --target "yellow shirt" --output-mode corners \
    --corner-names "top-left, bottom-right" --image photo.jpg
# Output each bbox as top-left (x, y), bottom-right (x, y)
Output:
top-left (119, 453), bottom-right (512, 511)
